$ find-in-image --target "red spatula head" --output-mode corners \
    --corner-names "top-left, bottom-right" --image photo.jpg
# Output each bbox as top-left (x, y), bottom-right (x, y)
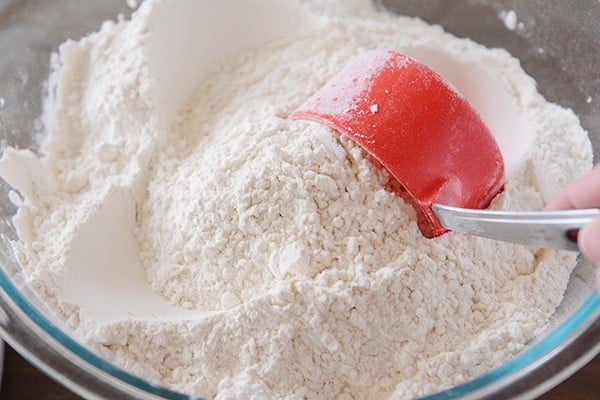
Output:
top-left (290, 50), bottom-right (505, 238)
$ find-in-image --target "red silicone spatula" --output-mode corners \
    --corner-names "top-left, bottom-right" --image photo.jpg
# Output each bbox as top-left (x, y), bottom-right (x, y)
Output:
top-left (290, 49), bottom-right (600, 249)
top-left (290, 49), bottom-right (505, 238)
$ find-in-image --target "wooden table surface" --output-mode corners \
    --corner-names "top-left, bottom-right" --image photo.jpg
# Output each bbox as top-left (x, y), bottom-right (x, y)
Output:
top-left (0, 344), bottom-right (598, 399)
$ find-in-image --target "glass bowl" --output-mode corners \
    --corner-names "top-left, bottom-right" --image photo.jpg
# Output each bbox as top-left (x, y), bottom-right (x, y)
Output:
top-left (0, 0), bottom-right (599, 399)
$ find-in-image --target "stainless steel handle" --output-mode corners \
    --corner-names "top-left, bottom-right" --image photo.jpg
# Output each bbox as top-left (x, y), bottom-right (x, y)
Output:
top-left (432, 204), bottom-right (600, 250)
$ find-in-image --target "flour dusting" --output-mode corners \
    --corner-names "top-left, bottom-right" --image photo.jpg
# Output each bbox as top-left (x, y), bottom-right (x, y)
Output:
top-left (0, 0), bottom-right (593, 399)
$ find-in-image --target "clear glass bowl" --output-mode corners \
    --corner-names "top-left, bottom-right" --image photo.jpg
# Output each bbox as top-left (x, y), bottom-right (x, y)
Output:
top-left (1, 0), bottom-right (599, 399)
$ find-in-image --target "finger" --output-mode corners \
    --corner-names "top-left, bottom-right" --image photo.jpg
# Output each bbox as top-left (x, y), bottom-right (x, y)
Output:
top-left (546, 164), bottom-right (600, 210)
top-left (545, 190), bottom-right (574, 210)
top-left (578, 219), bottom-right (600, 291)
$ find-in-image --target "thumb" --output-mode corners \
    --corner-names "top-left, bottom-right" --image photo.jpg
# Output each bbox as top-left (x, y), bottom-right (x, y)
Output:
top-left (578, 217), bottom-right (600, 291)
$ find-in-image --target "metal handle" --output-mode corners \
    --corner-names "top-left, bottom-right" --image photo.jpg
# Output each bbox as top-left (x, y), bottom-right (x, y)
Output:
top-left (432, 204), bottom-right (600, 251)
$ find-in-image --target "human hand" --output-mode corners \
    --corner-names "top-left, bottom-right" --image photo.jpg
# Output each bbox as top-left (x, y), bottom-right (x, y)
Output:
top-left (546, 164), bottom-right (600, 290)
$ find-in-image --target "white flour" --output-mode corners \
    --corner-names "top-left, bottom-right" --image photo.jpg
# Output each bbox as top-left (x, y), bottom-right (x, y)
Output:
top-left (0, 0), bottom-right (593, 399)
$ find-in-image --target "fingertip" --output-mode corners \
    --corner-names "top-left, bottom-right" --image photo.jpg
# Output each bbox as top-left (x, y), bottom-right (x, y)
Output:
top-left (578, 218), bottom-right (600, 267)
top-left (544, 193), bottom-right (569, 210)
top-left (546, 164), bottom-right (600, 210)
top-left (545, 185), bottom-right (579, 211)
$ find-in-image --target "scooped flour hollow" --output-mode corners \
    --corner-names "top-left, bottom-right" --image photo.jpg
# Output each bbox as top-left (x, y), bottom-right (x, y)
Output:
top-left (0, 0), bottom-right (592, 399)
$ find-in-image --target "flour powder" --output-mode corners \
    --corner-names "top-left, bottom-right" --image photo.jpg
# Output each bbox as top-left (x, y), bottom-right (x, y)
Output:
top-left (0, 0), bottom-right (593, 399)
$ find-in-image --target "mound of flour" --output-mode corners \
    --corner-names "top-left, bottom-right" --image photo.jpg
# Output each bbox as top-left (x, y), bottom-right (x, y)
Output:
top-left (0, 0), bottom-right (593, 398)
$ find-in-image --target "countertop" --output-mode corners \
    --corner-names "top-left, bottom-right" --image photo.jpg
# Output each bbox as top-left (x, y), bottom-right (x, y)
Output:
top-left (0, 344), bottom-right (598, 399)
